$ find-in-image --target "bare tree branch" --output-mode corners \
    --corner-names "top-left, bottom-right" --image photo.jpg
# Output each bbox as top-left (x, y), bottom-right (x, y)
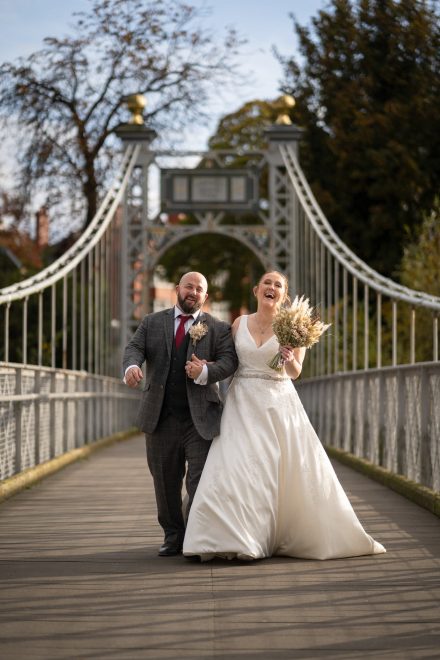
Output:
top-left (0, 0), bottom-right (245, 231)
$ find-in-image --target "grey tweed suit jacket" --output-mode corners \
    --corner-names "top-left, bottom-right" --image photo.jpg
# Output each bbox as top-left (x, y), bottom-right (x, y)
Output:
top-left (123, 308), bottom-right (238, 440)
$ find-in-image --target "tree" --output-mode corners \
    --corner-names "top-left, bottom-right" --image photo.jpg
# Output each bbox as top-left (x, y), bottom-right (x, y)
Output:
top-left (208, 99), bottom-right (280, 154)
top-left (399, 198), bottom-right (440, 297)
top-left (277, 0), bottom-right (440, 277)
top-left (0, 0), bottom-right (243, 232)
top-left (159, 233), bottom-right (264, 316)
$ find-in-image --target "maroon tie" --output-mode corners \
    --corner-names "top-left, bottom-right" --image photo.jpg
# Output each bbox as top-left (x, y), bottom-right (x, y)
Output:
top-left (175, 314), bottom-right (192, 349)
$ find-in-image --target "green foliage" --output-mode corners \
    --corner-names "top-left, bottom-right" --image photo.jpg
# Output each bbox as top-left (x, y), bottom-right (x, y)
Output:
top-left (399, 198), bottom-right (440, 297)
top-left (158, 232), bottom-right (264, 316)
top-left (208, 99), bottom-right (280, 154)
top-left (207, 98), bottom-right (282, 203)
top-left (396, 198), bottom-right (440, 362)
top-left (278, 0), bottom-right (440, 277)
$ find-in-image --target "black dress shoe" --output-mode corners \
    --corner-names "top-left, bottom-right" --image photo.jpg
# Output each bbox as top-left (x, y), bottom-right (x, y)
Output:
top-left (158, 543), bottom-right (182, 557)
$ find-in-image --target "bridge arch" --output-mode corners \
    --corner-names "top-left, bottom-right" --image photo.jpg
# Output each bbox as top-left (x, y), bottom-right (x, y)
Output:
top-left (149, 225), bottom-right (271, 270)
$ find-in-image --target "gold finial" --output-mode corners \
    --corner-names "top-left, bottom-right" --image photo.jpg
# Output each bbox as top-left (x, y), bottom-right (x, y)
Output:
top-left (125, 94), bottom-right (146, 125)
top-left (274, 94), bottom-right (295, 125)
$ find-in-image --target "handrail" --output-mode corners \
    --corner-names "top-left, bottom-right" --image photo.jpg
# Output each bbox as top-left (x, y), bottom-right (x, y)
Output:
top-left (280, 143), bottom-right (440, 311)
top-left (0, 144), bottom-right (140, 303)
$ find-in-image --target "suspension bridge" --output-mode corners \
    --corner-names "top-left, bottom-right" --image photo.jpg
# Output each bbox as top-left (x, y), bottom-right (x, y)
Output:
top-left (0, 96), bottom-right (439, 658)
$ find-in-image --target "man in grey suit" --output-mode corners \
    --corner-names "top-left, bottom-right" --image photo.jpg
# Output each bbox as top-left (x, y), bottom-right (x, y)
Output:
top-left (123, 272), bottom-right (238, 556)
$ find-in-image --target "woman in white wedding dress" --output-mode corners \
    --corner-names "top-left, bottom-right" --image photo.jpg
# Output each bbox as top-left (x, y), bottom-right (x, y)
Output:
top-left (183, 271), bottom-right (385, 561)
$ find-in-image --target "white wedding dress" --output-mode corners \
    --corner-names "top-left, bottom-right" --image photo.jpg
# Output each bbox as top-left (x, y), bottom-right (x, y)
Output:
top-left (183, 316), bottom-right (386, 561)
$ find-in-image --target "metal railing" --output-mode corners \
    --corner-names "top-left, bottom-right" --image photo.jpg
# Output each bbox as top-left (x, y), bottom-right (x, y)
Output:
top-left (280, 143), bottom-right (440, 492)
top-left (0, 144), bottom-right (140, 376)
top-left (1, 133), bottom-right (439, 493)
top-left (0, 362), bottom-right (140, 480)
top-left (280, 143), bottom-right (440, 378)
top-left (296, 363), bottom-right (440, 491)
top-left (0, 145), bottom-right (142, 480)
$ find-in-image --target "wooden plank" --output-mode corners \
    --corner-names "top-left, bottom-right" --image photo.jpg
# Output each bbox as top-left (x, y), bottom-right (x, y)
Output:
top-left (0, 435), bottom-right (439, 659)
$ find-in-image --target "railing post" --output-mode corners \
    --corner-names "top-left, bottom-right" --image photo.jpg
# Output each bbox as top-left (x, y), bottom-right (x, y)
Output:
top-left (51, 284), bottom-right (56, 369)
top-left (4, 301), bottom-right (10, 362)
top-left (334, 261), bottom-right (339, 373)
top-left (376, 293), bottom-right (382, 369)
top-left (15, 368), bottom-right (22, 474)
top-left (364, 285), bottom-right (369, 370)
top-left (352, 277), bottom-right (358, 371)
top-left (38, 292), bottom-right (43, 366)
top-left (410, 307), bottom-right (416, 364)
top-left (62, 276), bottom-right (68, 370)
top-left (22, 297), bottom-right (28, 365)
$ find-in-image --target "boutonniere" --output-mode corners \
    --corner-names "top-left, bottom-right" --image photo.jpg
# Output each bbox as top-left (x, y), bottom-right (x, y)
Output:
top-left (189, 321), bottom-right (208, 347)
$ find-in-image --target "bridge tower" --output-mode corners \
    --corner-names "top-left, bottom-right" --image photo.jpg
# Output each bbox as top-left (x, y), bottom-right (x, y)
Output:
top-left (116, 94), bottom-right (304, 349)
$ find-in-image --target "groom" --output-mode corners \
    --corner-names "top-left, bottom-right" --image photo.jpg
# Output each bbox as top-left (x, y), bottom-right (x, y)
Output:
top-left (123, 271), bottom-right (238, 556)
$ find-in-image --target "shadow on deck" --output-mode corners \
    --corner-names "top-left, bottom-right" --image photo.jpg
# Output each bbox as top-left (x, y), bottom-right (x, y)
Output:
top-left (0, 435), bottom-right (439, 659)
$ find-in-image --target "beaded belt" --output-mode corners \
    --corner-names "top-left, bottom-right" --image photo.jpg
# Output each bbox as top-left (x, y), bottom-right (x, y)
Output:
top-left (235, 372), bottom-right (289, 382)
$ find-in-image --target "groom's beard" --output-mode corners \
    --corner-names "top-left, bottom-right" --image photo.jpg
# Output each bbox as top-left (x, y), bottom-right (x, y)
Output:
top-left (177, 292), bottom-right (202, 314)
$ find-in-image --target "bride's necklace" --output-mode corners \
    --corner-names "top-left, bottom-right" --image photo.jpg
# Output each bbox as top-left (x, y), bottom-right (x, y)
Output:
top-left (253, 314), bottom-right (273, 335)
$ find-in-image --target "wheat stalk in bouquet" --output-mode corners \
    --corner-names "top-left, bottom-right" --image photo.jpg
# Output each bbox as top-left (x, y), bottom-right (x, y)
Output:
top-left (268, 295), bottom-right (331, 372)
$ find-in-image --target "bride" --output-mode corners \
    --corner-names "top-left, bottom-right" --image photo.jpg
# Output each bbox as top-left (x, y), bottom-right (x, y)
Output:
top-left (183, 271), bottom-right (386, 561)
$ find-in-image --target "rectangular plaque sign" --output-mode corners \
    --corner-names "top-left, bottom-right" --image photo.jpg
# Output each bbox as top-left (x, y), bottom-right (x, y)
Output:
top-left (161, 168), bottom-right (258, 212)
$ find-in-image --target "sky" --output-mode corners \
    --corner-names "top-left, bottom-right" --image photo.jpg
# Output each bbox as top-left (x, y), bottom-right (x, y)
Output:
top-left (0, 0), bottom-right (329, 190)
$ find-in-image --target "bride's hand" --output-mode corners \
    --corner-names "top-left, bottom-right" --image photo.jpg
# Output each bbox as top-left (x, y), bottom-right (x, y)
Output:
top-left (280, 345), bottom-right (295, 363)
top-left (280, 346), bottom-right (305, 380)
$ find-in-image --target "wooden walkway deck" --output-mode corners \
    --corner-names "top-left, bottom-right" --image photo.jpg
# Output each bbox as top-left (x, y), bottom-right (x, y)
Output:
top-left (0, 435), bottom-right (439, 659)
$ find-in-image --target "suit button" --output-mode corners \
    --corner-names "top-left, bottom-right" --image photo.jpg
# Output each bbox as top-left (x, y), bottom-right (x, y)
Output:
top-left (159, 385), bottom-right (164, 389)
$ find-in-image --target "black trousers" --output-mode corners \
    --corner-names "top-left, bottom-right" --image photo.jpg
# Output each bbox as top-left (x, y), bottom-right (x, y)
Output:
top-left (145, 413), bottom-right (211, 547)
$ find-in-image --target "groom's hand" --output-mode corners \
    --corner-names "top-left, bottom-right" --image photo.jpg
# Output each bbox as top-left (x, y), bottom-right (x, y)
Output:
top-left (125, 366), bottom-right (143, 388)
top-left (185, 354), bottom-right (207, 380)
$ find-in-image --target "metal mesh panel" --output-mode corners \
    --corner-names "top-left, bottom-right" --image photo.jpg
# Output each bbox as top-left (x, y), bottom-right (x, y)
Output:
top-left (341, 379), bottom-right (352, 453)
top-left (54, 374), bottom-right (65, 457)
top-left (0, 403), bottom-right (15, 479)
top-left (66, 374), bottom-right (77, 451)
top-left (366, 375), bottom-right (381, 465)
top-left (20, 371), bottom-right (36, 471)
top-left (0, 364), bottom-right (140, 481)
top-left (353, 376), bottom-right (365, 458)
top-left (383, 375), bottom-right (399, 474)
top-left (39, 372), bottom-right (52, 463)
top-left (296, 364), bottom-right (440, 491)
top-left (429, 373), bottom-right (440, 491)
top-left (0, 369), bottom-right (16, 479)
top-left (403, 372), bottom-right (422, 483)
top-left (333, 378), bottom-right (342, 450)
